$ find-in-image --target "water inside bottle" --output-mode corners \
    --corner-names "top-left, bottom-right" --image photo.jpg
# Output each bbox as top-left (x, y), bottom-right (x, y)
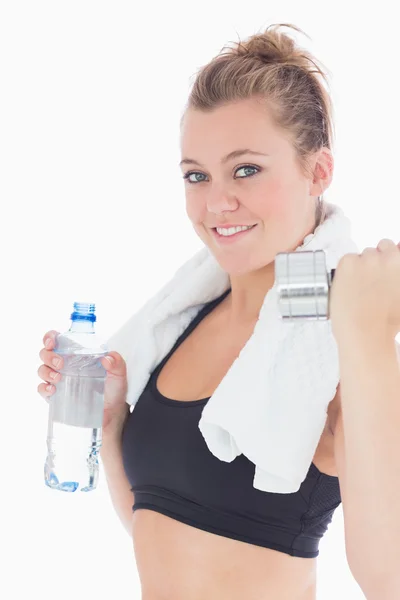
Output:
top-left (45, 372), bottom-right (105, 492)
top-left (45, 420), bottom-right (102, 492)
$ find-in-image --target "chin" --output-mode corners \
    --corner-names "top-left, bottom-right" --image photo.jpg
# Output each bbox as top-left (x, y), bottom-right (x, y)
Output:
top-left (199, 231), bottom-right (277, 275)
top-left (211, 254), bottom-right (273, 277)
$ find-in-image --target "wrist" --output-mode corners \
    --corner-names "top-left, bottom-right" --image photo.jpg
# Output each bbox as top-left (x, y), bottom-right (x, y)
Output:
top-left (335, 327), bottom-right (396, 360)
top-left (102, 405), bottom-right (130, 441)
top-left (100, 430), bottom-right (124, 461)
top-left (334, 322), bottom-right (394, 348)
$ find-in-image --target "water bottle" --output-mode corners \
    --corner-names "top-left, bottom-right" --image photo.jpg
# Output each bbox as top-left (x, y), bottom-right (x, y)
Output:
top-left (44, 302), bottom-right (108, 493)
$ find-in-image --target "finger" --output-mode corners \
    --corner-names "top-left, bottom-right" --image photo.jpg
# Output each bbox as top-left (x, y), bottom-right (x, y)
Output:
top-left (361, 246), bottom-right (376, 255)
top-left (37, 381), bottom-right (55, 402)
top-left (377, 238), bottom-right (397, 252)
top-left (42, 330), bottom-right (59, 349)
top-left (37, 363), bottom-right (61, 384)
top-left (100, 352), bottom-right (127, 376)
top-left (39, 347), bottom-right (63, 369)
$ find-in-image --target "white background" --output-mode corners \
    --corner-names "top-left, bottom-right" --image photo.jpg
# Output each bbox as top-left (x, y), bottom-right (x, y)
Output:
top-left (1, 1), bottom-right (399, 598)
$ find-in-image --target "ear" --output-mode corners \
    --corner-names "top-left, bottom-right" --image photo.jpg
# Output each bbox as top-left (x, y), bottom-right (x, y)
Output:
top-left (311, 147), bottom-right (334, 196)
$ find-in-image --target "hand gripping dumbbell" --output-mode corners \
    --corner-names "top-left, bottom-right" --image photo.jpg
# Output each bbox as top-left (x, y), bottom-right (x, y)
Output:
top-left (274, 250), bottom-right (336, 321)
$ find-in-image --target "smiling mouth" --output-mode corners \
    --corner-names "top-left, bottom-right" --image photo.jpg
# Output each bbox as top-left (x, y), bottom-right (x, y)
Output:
top-left (210, 224), bottom-right (258, 241)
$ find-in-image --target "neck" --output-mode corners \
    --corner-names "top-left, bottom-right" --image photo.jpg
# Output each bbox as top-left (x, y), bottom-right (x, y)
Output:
top-left (224, 263), bottom-right (275, 326)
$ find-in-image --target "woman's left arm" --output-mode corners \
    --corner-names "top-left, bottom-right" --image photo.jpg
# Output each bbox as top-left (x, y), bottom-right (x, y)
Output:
top-left (330, 238), bottom-right (400, 599)
top-left (334, 334), bottom-right (400, 598)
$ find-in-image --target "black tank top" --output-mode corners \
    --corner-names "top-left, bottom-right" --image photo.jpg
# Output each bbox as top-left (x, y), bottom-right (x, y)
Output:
top-left (121, 290), bottom-right (341, 558)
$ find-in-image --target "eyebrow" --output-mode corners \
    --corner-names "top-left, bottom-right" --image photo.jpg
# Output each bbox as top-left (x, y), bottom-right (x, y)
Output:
top-left (179, 149), bottom-right (270, 167)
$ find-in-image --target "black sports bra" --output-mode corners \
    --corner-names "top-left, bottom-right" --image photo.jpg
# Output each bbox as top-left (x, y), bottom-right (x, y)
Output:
top-left (121, 290), bottom-right (341, 558)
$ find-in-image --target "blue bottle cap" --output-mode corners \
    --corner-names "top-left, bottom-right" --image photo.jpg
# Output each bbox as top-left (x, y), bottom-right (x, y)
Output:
top-left (70, 302), bottom-right (97, 322)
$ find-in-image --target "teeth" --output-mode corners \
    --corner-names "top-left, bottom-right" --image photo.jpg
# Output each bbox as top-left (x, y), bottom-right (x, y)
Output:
top-left (216, 225), bottom-right (254, 237)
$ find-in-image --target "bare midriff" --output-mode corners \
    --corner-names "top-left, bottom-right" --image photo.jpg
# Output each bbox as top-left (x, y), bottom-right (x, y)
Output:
top-left (131, 508), bottom-right (318, 600)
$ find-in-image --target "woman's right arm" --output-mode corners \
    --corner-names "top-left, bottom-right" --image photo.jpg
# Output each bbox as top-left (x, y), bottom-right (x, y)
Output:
top-left (100, 426), bottom-right (135, 538)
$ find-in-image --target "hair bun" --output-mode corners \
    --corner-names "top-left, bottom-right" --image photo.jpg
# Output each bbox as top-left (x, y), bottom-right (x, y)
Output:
top-left (234, 23), bottom-right (309, 65)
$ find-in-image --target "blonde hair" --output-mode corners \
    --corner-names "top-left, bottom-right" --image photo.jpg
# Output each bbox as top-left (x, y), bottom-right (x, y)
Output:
top-left (182, 23), bottom-right (335, 227)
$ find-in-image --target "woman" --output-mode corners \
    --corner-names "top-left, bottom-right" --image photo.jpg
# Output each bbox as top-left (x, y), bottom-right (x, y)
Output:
top-left (38, 24), bottom-right (400, 599)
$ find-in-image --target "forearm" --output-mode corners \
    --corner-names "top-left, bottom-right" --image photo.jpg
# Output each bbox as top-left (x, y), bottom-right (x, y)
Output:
top-left (100, 429), bottom-right (135, 538)
top-left (336, 331), bottom-right (400, 591)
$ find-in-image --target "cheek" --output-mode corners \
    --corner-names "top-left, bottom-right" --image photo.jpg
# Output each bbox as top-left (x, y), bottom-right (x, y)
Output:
top-left (185, 196), bottom-right (205, 224)
top-left (251, 179), bottom-right (287, 218)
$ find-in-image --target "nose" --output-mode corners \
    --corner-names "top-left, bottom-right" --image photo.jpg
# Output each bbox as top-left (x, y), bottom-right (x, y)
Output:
top-left (206, 187), bottom-right (239, 215)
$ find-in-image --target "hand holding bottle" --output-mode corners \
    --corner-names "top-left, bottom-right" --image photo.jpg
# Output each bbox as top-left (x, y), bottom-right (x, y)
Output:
top-left (38, 330), bottom-right (129, 437)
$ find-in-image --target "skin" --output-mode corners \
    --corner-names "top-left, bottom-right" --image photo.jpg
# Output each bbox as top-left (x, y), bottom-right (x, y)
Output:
top-left (179, 96), bottom-right (334, 325)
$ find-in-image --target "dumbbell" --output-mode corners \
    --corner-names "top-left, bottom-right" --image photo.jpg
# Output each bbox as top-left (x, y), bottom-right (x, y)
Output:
top-left (274, 250), bottom-right (336, 321)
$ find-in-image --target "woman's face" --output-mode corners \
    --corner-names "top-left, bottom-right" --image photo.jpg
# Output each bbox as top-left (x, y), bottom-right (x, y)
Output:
top-left (179, 97), bottom-right (330, 276)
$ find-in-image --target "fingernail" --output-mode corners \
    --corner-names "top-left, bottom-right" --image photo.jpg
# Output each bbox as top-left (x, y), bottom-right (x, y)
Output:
top-left (105, 356), bottom-right (115, 365)
top-left (45, 338), bottom-right (52, 348)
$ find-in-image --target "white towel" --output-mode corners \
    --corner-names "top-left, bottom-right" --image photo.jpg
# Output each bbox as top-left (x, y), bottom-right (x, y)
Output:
top-left (107, 201), bottom-right (359, 493)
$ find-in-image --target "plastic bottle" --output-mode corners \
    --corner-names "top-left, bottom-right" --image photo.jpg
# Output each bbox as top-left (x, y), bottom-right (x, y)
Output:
top-left (44, 302), bottom-right (108, 492)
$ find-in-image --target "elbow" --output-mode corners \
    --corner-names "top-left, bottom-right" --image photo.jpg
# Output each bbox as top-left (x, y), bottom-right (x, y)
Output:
top-left (354, 572), bottom-right (400, 599)
top-left (345, 539), bottom-right (400, 598)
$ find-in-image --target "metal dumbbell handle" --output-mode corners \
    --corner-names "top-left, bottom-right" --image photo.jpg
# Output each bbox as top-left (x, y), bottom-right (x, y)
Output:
top-left (275, 250), bottom-right (336, 321)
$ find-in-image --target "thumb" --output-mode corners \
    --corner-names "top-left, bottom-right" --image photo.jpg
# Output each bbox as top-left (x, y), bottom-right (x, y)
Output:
top-left (101, 351), bottom-right (127, 377)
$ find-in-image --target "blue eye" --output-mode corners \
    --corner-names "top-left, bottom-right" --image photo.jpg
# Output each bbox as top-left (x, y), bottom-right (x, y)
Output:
top-left (183, 172), bottom-right (207, 184)
top-left (182, 165), bottom-right (260, 184)
top-left (235, 165), bottom-right (259, 178)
